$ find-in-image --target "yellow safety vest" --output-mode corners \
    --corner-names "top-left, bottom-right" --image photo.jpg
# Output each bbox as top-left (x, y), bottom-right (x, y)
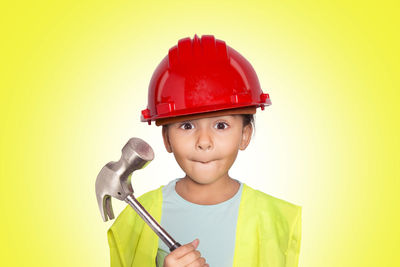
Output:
top-left (108, 184), bottom-right (302, 267)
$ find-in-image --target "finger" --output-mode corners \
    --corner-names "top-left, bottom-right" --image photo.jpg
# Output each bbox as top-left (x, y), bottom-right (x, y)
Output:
top-left (169, 239), bottom-right (199, 259)
top-left (179, 250), bottom-right (202, 266)
top-left (186, 256), bottom-right (207, 267)
top-left (191, 238), bottom-right (199, 249)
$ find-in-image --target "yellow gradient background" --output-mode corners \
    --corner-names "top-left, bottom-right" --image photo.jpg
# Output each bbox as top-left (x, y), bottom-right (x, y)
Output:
top-left (1, 1), bottom-right (399, 266)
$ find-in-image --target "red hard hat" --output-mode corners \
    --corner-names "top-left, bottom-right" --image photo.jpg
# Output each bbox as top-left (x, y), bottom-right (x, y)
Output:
top-left (141, 34), bottom-right (271, 125)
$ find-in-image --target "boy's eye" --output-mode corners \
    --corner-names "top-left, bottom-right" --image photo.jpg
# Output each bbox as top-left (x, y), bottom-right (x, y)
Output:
top-left (215, 122), bottom-right (229, 130)
top-left (179, 122), bottom-right (194, 130)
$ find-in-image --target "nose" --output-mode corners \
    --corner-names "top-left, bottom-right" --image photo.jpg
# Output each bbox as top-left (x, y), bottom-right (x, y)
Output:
top-left (196, 128), bottom-right (213, 151)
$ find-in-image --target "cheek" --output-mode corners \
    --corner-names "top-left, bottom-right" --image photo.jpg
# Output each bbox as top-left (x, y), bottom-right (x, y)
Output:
top-left (169, 137), bottom-right (191, 155)
top-left (221, 147), bottom-right (240, 162)
top-left (215, 135), bottom-right (241, 156)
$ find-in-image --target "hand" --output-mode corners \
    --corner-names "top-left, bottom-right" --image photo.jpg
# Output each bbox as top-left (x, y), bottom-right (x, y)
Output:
top-left (164, 239), bottom-right (209, 267)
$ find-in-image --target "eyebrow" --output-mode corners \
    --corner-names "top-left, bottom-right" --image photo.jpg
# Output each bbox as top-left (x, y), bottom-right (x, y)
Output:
top-left (173, 115), bottom-right (237, 125)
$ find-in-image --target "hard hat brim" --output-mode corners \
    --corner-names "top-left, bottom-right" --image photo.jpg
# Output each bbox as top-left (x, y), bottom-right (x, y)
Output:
top-left (155, 106), bottom-right (257, 126)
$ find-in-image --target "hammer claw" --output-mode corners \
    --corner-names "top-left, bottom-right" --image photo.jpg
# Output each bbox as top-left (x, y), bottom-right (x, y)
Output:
top-left (104, 195), bottom-right (115, 221)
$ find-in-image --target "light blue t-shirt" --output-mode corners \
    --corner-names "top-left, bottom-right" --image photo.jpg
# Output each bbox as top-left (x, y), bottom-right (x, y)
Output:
top-left (156, 178), bottom-right (243, 267)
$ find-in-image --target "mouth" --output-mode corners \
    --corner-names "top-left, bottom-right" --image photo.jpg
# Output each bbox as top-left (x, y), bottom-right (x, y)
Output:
top-left (193, 159), bottom-right (214, 164)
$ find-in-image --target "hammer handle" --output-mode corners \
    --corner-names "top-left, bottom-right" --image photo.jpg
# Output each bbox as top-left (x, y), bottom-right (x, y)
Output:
top-left (125, 194), bottom-right (181, 252)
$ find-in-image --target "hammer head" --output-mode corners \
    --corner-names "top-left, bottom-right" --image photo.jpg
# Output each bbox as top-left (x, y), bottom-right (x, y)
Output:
top-left (95, 137), bottom-right (154, 221)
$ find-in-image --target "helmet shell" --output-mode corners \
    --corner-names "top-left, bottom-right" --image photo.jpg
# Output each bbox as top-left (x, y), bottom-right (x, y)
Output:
top-left (141, 34), bottom-right (271, 124)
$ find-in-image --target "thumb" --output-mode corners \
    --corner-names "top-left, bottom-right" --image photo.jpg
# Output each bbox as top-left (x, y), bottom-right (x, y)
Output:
top-left (191, 238), bottom-right (199, 249)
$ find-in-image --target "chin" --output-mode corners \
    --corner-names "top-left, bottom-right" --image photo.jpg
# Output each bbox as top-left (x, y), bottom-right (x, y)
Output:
top-left (186, 174), bottom-right (224, 185)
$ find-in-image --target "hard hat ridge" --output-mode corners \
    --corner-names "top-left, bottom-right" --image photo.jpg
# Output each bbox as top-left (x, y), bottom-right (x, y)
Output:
top-left (168, 34), bottom-right (228, 69)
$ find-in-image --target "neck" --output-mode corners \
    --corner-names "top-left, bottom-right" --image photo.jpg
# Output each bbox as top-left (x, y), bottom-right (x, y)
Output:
top-left (175, 175), bottom-right (240, 205)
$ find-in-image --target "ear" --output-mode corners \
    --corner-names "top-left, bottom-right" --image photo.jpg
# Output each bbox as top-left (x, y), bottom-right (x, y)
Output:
top-left (239, 124), bottom-right (253, 150)
top-left (162, 126), bottom-right (173, 153)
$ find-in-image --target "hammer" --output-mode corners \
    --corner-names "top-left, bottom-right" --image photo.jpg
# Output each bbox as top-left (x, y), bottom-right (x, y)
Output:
top-left (95, 137), bottom-right (181, 251)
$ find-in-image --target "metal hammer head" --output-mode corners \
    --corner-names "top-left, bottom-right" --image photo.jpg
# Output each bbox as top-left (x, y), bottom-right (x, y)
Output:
top-left (95, 137), bottom-right (154, 221)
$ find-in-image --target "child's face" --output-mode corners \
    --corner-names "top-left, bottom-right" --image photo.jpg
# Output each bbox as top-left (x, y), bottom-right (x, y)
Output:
top-left (162, 115), bottom-right (253, 186)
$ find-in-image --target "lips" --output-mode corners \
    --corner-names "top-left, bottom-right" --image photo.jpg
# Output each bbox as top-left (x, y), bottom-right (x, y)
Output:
top-left (192, 159), bottom-right (214, 164)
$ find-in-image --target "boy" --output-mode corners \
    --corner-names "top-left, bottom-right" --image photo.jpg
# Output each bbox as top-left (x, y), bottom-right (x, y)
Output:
top-left (108, 34), bottom-right (302, 267)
